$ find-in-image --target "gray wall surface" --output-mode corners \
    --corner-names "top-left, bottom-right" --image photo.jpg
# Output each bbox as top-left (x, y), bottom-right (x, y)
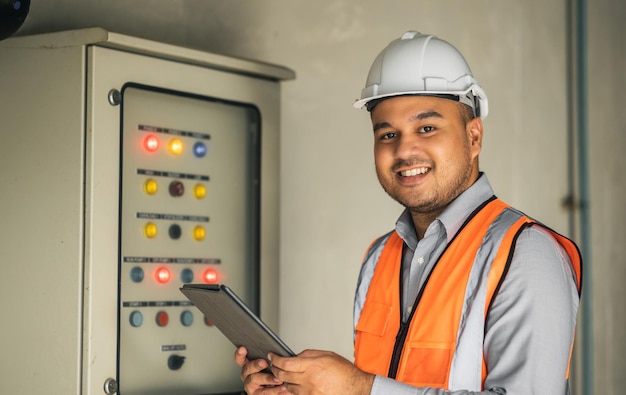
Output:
top-left (586, 0), bottom-right (626, 392)
top-left (10, 0), bottom-right (625, 393)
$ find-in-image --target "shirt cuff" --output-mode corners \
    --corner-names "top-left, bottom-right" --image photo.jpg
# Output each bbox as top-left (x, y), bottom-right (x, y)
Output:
top-left (371, 375), bottom-right (420, 395)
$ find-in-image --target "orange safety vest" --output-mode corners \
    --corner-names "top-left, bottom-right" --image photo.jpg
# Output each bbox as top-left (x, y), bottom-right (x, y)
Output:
top-left (354, 198), bottom-right (582, 389)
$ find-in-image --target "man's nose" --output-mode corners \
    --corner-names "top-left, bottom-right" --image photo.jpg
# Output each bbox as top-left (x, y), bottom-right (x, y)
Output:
top-left (395, 133), bottom-right (422, 159)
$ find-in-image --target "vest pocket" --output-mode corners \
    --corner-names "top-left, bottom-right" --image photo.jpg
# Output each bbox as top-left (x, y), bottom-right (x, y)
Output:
top-left (354, 301), bottom-right (393, 374)
top-left (399, 342), bottom-right (453, 387)
top-left (355, 301), bottom-right (392, 336)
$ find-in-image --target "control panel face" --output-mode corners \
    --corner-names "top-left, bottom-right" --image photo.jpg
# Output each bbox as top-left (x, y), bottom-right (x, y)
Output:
top-left (118, 85), bottom-right (260, 394)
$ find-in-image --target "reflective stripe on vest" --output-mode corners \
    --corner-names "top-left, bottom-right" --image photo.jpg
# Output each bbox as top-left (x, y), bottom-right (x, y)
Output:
top-left (353, 198), bottom-right (582, 390)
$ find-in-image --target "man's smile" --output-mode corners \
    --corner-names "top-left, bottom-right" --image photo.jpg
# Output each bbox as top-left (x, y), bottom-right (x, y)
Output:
top-left (399, 167), bottom-right (430, 177)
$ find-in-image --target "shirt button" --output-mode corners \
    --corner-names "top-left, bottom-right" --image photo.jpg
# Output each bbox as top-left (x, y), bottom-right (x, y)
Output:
top-left (407, 306), bottom-right (413, 314)
top-left (417, 256), bottom-right (425, 264)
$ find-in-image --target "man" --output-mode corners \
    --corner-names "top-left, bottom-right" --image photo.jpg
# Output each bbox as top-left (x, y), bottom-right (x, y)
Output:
top-left (235, 31), bottom-right (582, 395)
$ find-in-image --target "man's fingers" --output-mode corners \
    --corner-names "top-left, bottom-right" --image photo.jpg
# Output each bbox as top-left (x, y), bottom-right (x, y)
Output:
top-left (234, 346), bottom-right (249, 367)
top-left (235, 347), bottom-right (288, 394)
top-left (240, 358), bottom-right (268, 381)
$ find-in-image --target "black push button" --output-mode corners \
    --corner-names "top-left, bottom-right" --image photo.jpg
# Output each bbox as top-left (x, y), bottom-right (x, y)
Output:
top-left (168, 354), bottom-right (186, 370)
top-left (169, 224), bottom-right (182, 239)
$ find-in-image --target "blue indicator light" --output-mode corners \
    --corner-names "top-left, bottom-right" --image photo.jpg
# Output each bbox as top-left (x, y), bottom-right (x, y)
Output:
top-left (193, 141), bottom-right (207, 158)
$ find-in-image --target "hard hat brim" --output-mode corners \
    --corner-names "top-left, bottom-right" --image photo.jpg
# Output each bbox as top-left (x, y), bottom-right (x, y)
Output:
top-left (353, 86), bottom-right (488, 120)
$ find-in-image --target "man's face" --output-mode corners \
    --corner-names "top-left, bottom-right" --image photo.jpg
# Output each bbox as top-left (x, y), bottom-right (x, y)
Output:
top-left (371, 95), bottom-right (483, 216)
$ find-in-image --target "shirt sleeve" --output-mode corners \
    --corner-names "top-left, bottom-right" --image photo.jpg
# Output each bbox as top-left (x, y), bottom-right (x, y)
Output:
top-left (368, 226), bottom-right (579, 395)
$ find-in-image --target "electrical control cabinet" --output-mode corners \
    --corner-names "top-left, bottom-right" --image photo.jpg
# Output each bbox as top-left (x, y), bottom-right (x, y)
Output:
top-left (0, 28), bottom-right (294, 395)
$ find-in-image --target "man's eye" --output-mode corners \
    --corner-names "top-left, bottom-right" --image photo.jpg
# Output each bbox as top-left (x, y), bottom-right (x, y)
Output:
top-left (381, 131), bottom-right (397, 139)
top-left (419, 126), bottom-right (434, 133)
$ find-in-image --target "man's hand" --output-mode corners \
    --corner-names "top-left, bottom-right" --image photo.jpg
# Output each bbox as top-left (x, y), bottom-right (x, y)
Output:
top-left (234, 347), bottom-right (288, 395)
top-left (268, 349), bottom-right (374, 395)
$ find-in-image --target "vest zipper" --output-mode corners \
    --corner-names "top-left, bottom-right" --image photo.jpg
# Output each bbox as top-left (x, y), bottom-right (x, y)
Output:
top-left (388, 321), bottom-right (409, 378)
top-left (386, 195), bottom-right (498, 380)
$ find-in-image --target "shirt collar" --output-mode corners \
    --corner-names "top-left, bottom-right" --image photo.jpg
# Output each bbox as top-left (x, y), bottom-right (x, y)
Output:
top-left (395, 173), bottom-right (495, 246)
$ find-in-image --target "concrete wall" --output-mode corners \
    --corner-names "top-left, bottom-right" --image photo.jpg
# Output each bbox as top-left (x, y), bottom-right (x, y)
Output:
top-left (12, 0), bottom-right (625, 393)
top-left (587, 0), bottom-right (626, 392)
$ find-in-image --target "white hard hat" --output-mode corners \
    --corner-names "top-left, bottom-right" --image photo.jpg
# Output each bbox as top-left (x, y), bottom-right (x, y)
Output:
top-left (354, 31), bottom-right (488, 119)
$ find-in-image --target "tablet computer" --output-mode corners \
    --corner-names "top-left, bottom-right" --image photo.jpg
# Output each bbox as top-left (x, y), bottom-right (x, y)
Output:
top-left (180, 284), bottom-right (295, 362)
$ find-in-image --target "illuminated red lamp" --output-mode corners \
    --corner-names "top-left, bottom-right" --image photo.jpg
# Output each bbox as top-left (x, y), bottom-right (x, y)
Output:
top-left (144, 134), bottom-right (160, 152)
top-left (202, 268), bottom-right (219, 284)
top-left (155, 267), bottom-right (172, 284)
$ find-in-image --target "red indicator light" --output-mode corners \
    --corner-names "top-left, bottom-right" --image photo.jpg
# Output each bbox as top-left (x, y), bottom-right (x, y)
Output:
top-left (202, 268), bottom-right (219, 284)
top-left (155, 267), bottom-right (171, 284)
top-left (144, 135), bottom-right (160, 152)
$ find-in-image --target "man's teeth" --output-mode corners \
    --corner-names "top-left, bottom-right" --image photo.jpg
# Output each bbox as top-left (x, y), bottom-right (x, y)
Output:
top-left (400, 167), bottom-right (429, 177)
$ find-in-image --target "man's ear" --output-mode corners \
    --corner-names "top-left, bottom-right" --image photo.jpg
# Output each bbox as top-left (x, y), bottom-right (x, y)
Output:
top-left (467, 117), bottom-right (483, 158)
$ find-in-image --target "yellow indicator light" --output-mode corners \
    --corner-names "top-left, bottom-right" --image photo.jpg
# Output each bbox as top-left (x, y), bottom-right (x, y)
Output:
top-left (193, 225), bottom-right (206, 241)
top-left (144, 179), bottom-right (158, 195)
top-left (194, 183), bottom-right (207, 199)
top-left (168, 138), bottom-right (184, 155)
top-left (144, 222), bottom-right (158, 238)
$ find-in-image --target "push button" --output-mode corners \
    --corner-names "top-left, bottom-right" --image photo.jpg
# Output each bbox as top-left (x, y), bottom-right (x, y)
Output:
top-left (169, 224), bottom-right (182, 240)
top-left (180, 268), bottom-right (194, 283)
top-left (156, 311), bottom-right (169, 327)
top-left (168, 355), bottom-right (186, 370)
top-left (169, 181), bottom-right (185, 197)
top-left (130, 266), bottom-right (144, 283)
top-left (180, 310), bottom-right (194, 327)
top-left (129, 311), bottom-right (143, 327)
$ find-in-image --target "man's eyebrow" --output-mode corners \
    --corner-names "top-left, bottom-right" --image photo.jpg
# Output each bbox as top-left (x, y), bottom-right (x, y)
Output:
top-left (409, 111), bottom-right (443, 121)
top-left (372, 121), bottom-right (391, 132)
top-left (373, 111), bottom-right (443, 132)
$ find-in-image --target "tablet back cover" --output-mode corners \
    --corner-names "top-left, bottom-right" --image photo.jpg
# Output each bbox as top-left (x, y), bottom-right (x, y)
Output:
top-left (180, 284), bottom-right (294, 361)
